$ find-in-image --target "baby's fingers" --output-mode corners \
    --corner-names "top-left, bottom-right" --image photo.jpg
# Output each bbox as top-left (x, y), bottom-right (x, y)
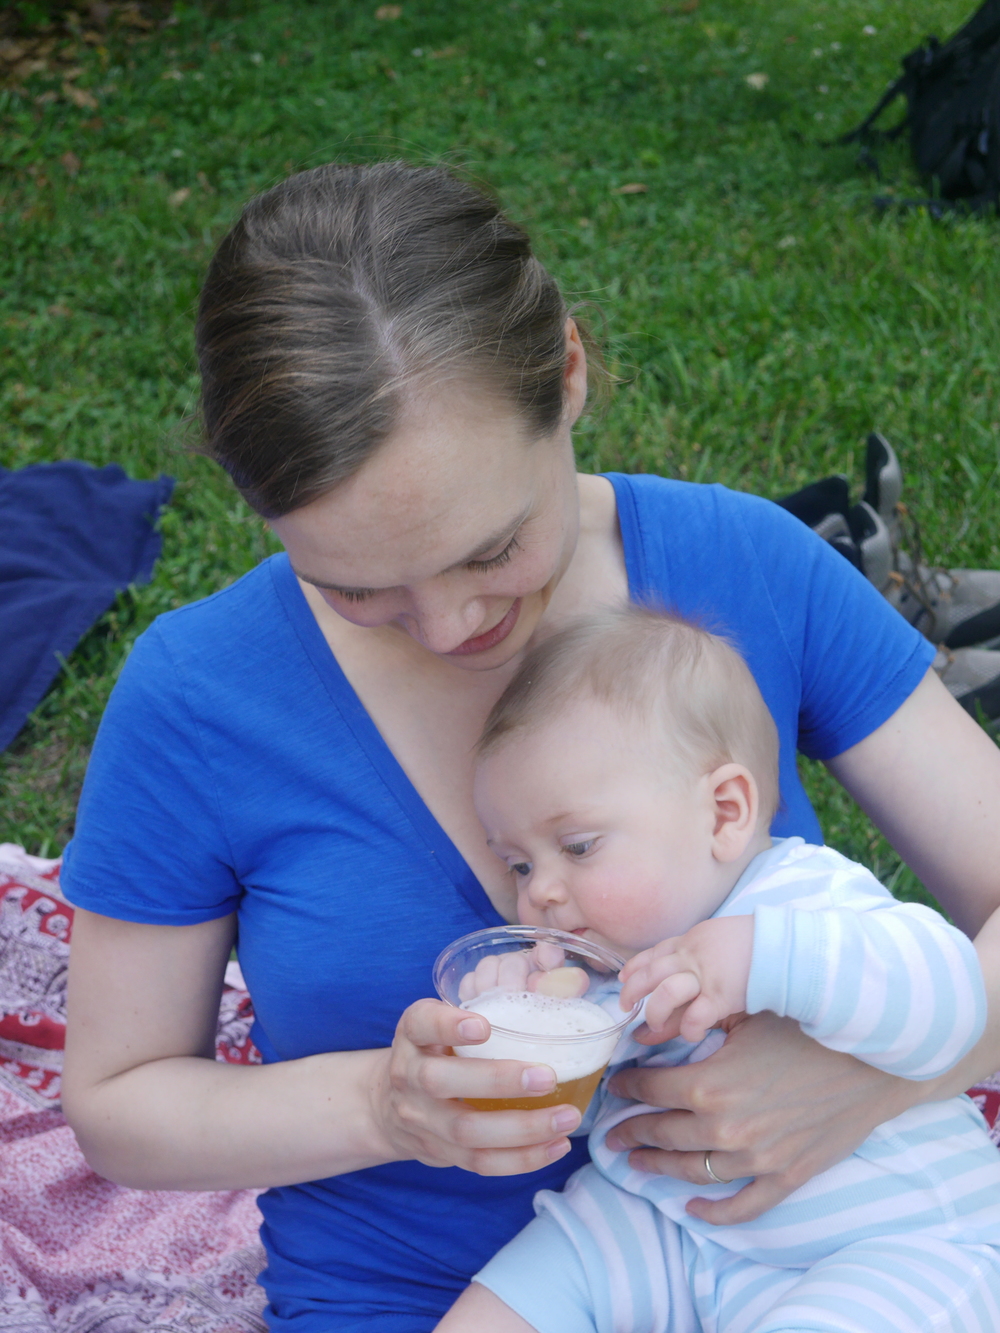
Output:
top-left (677, 993), bottom-right (725, 1044)
top-left (619, 954), bottom-right (685, 1011)
top-left (644, 972), bottom-right (700, 1033)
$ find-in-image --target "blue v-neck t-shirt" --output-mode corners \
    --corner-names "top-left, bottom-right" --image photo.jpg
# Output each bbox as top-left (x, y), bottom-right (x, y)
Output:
top-left (61, 474), bottom-right (935, 1331)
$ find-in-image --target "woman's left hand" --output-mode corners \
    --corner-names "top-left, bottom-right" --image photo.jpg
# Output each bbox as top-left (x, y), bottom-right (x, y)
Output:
top-left (604, 1009), bottom-right (919, 1225)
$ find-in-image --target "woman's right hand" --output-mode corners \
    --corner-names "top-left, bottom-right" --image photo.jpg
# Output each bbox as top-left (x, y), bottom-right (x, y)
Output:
top-left (373, 998), bottom-right (581, 1176)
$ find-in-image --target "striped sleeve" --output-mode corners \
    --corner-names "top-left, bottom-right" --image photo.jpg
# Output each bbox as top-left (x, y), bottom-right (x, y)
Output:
top-left (746, 898), bottom-right (986, 1079)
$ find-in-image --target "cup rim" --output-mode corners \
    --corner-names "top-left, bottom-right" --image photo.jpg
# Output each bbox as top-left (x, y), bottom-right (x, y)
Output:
top-left (433, 924), bottom-right (640, 1042)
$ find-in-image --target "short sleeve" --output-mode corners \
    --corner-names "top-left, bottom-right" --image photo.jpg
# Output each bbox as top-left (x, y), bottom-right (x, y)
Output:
top-left (60, 624), bottom-right (242, 925)
top-left (733, 493), bottom-right (936, 761)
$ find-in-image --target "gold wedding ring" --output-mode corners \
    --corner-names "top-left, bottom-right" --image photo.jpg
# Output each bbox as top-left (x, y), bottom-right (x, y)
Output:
top-left (704, 1150), bottom-right (731, 1185)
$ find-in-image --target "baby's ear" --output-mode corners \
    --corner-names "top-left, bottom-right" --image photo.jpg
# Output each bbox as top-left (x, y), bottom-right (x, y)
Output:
top-left (708, 764), bottom-right (759, 863)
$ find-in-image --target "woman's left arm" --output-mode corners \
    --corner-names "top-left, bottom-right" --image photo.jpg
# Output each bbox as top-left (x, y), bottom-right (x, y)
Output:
top-left (608, 668), bottom-right (1000, 1223)
top-left (827, 665), bottom-right (1000, 1089)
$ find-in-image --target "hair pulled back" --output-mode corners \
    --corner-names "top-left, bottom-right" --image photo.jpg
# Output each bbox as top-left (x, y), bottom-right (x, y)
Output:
top-left (196, 162), bottom-right (571, 517)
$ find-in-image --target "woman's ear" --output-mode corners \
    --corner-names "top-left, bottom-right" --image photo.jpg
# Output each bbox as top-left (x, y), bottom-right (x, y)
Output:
top-left (707, 763), bottom-right (760, 863)
top-left (563, 317), bottom-right (588, 425)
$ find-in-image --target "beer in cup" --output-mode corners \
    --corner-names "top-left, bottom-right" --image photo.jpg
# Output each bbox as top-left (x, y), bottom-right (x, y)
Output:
top-left (433, 926), bottom-right (638, 1113)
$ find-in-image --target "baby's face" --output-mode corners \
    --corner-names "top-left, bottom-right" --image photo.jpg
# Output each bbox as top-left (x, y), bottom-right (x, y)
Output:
top-left (473, 697), bottom-right (727, 957)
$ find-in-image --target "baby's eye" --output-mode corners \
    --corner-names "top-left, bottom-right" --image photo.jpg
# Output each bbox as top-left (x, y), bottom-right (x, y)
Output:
top-left (510, 861), bottom-right (532, 878)
top-left (563, 840), bottom-right (595, 858)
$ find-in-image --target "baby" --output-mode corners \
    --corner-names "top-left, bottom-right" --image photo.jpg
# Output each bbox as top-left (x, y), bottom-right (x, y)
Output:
top-left (436, 606), bottom-right (1000, 1333)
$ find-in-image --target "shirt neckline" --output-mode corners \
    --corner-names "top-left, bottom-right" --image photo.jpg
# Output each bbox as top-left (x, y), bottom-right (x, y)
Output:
top-left (268, 552), bottom-right (502, 925)
top-left (265, 475), bottom-right (645, 927)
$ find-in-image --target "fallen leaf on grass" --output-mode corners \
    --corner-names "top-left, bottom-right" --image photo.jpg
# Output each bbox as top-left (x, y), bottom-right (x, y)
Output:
top-left (161, 69), bottom-right (183, 80)
top-left (197, 171), bottom-right (215, 194)
top-left (375, 4), bottom-right (402, 17)
top-left (745, 72), bottom-right (769, 89)
top-left (47, 304), bottom-right (72, 318)
top-left (63, 83), bottom-right (99, 109)
top-left (614, 182), bottom-right (648, 194)
top-left (428, 46), bottom-right (460, 59)
top-left (168, 187), bottom-right (191, 207)
top-left (117, 6), bottom-right (155, 29)
top-left (60, 151), bottom-right (82, 176)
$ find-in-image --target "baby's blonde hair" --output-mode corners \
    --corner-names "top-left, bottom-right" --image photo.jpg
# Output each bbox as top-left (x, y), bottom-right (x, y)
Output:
top-left (478, 605), bottom-right (780, 824)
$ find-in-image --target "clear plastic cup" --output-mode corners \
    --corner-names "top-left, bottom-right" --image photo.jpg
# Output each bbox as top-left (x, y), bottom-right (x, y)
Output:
top-left (433, 925), bottom-right (639, 1112)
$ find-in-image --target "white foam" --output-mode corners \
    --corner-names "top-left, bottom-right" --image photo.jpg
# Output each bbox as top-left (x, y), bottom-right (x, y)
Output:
top-left (454, 989), bottom-right (619, 1081)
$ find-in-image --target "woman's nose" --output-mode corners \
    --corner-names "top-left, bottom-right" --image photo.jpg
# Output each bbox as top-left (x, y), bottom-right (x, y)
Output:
top-left (403, 581), bottom-right (487, 654)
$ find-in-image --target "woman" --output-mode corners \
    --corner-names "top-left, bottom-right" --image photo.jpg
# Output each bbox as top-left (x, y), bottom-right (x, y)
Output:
top-left (61, 163), bottom-right (1000, 1332)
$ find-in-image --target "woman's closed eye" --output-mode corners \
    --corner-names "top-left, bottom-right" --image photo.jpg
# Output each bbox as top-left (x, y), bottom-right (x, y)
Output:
top-left (466, 535), bottom-right (521, 574)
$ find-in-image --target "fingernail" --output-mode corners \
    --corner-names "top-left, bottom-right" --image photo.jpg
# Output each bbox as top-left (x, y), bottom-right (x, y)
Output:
top-left (458, 1018), bottom-right (487, 1041)
top-left (546, 1138), bottom-right (571, 1161)
top-left (522, 1066), bottom-right (556, 1092)
top-left (605, 1131), bottom-right (623, 1151)
top-left (551, 1107), bottom-right (580, 1132)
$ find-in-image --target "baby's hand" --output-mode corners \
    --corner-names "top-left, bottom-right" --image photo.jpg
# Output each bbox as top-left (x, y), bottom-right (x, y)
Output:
top-left (618, 916), bottom-right (755, 1044)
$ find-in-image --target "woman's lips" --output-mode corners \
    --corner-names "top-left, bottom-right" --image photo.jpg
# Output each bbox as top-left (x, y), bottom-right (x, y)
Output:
top-left (448, 599), bottom-right (522, 656)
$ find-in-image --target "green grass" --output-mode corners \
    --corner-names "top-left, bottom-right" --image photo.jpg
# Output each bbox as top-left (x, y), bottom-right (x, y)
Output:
top-left (2, 0), bottom-right (998, 899)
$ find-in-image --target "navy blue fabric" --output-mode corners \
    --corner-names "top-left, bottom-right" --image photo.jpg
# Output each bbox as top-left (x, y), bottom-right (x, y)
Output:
top-left (0, 461), bottom-right (174, 751)
top-left (60, 475), bottom-right (935, 1333)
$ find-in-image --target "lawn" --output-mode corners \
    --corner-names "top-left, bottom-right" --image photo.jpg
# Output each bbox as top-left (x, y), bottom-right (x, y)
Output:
top-left (1, 0), bottom-right (998, 906)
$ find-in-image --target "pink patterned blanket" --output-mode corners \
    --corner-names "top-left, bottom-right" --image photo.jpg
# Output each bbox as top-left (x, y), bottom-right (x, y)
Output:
top-left (2, 844), bottom-right (999, 1332)
top-left (0, 845), bottom-right (267, 1332)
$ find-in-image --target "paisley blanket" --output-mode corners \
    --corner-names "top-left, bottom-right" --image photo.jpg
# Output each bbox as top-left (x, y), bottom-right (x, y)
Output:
top-left (0, 845), bottom-right (267, 1333)
top-left (2, 841), bottom-right (999, 1332)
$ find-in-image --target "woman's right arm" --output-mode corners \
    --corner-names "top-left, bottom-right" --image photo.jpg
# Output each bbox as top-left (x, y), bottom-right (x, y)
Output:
top-left (62, 908), bottom-right (579, 1191)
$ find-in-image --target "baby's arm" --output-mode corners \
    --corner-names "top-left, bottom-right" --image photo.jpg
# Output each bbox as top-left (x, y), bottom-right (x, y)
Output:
top-left (747, 897), bottom-right (987, 1079)
top-left (622, 892), bottom-right (987, 1079)
top-left (435, 1281), bottom-right (538, 1333)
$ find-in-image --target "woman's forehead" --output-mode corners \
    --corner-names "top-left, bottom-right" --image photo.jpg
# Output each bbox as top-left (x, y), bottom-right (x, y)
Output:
top-left (270, 387), bottom-right (547, 585)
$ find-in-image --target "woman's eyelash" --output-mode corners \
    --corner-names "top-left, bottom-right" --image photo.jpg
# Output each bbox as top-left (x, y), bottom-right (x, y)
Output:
top-left (337, 589), bottom-right (378, 603)
top-left (331, 534), bottom-right (521, 598)
top-left (467, 535), bottom-right (521, 573)
top-left (564, 840), bottom-right (595, 856)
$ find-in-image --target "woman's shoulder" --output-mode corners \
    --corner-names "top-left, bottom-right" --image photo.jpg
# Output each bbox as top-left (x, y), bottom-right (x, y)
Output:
top-left (606, 472), bottom-right (801, 542)
top-left (604, 472), bottom-right (823, 605)
top-left (130, 554), bottom-right (290, 672)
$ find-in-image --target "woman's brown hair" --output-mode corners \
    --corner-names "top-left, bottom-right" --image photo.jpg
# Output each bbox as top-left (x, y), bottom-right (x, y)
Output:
top-left (196, 162), bottom-right (573, 518)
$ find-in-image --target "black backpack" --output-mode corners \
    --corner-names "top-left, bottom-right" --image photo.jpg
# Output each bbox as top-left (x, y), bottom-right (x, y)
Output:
top-left (837, 0), bottom-right (1000, 212)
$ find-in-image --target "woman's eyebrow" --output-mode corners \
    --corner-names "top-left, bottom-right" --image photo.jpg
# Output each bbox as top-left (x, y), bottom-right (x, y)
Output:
top-left (292, 509), bottom-right (531, 593)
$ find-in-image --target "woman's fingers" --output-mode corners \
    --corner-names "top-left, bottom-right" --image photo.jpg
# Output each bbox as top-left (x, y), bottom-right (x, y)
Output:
top-left (686, 1173), bottom-right (800, 1226)
top-left (384, 998), bottom-right (583, 1176)
top-left (417, 1054), bottom-right (557, 1101)
top-left (400, 997), bottom-right (490, 1050)
top-left (607, 1060), bottom-right (706, 1113)
top-left (605, 1107), bottom-right (705, 1154)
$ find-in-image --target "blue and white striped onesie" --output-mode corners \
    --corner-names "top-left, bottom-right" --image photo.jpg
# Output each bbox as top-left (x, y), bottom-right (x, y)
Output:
top-left (474, 838), bottom-right (1000, 1333)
